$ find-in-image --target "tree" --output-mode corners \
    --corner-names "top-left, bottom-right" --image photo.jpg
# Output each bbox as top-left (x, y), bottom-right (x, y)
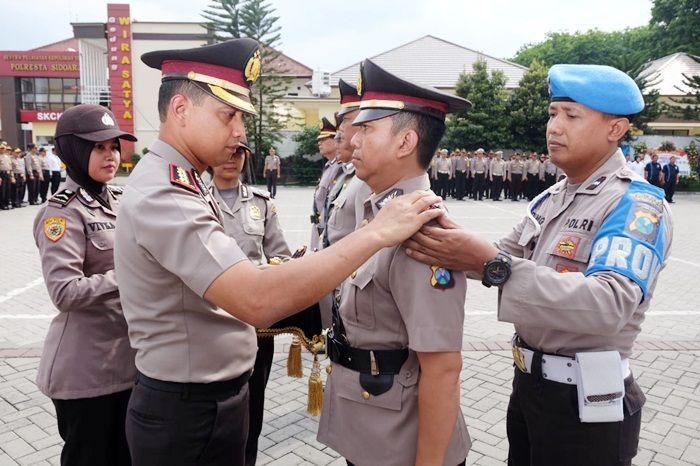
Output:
top-left (202, 0), bottom-right (293, 183)
top-left (649, 0), bottom-right (700, 57)
top-left (507, 60), bottom-right (549, 152)
top-left (442, 60), bottom-right (510, 150)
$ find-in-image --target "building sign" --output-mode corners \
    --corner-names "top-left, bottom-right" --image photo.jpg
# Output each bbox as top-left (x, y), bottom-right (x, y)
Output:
top-left (107, 3), bottom-right (135, 157)
top-left (0, 52), bottom-right (79, 77)
top-left (20, 110), bottom-right (64, 122)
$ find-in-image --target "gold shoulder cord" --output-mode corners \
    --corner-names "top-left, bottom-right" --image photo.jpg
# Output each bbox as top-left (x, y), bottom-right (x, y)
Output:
top-left (256, 327), bottom-right (326, 416)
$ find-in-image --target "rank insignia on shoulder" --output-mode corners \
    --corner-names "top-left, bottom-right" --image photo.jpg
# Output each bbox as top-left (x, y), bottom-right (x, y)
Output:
top-left (585, 176), bottom-right (606, 190)
top-left (169, 164), bottom-right (199, 194)
top-left (250, 187), bottom-right (270, 199)
top-left (108, 185), bottom-right (124, 195)
top-left (49, 189), bottom-right (76, 207)
top-left (192, 170), bottom-right (208, 195)
top-left (430, 265), bottom-right (454, 290)
top-left (375, 189), bottom-right (404, 210)
top-left (78, 188), bottom-right (95, 204)
top-left (44, 216), bottom-right (67, 242)
top-left (249, 205), bottom-right (263, 220)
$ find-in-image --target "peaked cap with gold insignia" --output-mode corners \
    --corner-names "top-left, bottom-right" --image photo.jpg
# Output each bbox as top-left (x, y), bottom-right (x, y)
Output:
top-left (353, 58), bottom-right (471, 125)
top-left (337, 78), bottom-right (360, 118)
top-left (317, 116), bottom-right (337, 141)
top-left (141, 38), bottom-right (262, 115)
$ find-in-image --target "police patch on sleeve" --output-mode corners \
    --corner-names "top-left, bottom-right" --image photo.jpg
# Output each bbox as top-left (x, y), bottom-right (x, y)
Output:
top-left (44, 216), bottom-right (67, 242)
top-left (430, 265), bottom-right (455, 290)
top-left (586, 181), bottom-right (667, 299)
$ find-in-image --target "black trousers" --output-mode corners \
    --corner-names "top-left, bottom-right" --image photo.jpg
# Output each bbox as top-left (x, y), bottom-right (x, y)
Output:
top-left (526, 174), bottom-right (539, 200)
top-left (41, 169), bottom-right (50, 202)
top-left (11, 177), bottom-right (25, 207)
top-left (437, 172), bottom-right (450, 199)
top-left (491, 175), bottom-right (504, 200)
top-left (50, 171), bottom-right (62, 194)
top-left (348, 460), bottom-right (466, 466)
top-left (0, 172), bottom-right (11, 208)
top-left (472, 173), bottom-right (485, 199)
top-left (503, 178), bottom-right (511, 198)
top-left (507, 362), bottom-right (644, 466)
top-left (245, 336), bottom-right (275, 466)
top-left (510, 174), bottom-right (523, 200)
top-left (52, 389), bottom-right (132, 466)
top-left (126, 375), bottom-right (249, 466)
top-left (455, 171), bottom-right (467, 199)
top-left (28, 170), bottom-right (40, 203)
top-left (544, 173), bottom-right (556, 189)
top-left (266, 171), bottom-right (278, 198)
top-left (664, 182), bottom-right (676, 202)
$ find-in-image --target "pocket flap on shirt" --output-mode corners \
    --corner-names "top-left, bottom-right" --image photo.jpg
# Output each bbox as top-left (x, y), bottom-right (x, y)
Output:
top-left (549, 233), bottom-right (592, 263)
top-left (88, 232), bottom-right (114, 251)
top-left (335, 367), bottom-right (403, 411)
top-left (349, 260), bottom-right (376, 290)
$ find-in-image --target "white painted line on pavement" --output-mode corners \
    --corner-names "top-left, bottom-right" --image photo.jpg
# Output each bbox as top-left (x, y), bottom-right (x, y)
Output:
top-left (0, 277), bottom-right (44, 304)
top-left (669, 257), bottom-right (700, 268)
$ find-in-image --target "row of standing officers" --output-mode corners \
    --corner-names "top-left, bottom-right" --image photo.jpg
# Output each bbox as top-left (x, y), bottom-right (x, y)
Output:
top-left (0, 143), bottom-right (62, 209)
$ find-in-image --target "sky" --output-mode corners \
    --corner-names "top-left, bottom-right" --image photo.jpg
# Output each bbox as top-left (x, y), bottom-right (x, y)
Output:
top-left (2, 0), bottom-right (654, 71)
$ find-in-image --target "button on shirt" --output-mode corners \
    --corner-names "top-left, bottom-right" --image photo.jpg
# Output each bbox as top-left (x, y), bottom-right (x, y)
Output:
top-left (115, 140), bottom-right (255, 383)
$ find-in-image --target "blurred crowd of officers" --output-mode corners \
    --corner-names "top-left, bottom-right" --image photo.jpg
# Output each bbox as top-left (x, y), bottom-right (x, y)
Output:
top-left (0, 142), bottom-right (63, 210)
top-left (428, 148), bottom-right (565, 202)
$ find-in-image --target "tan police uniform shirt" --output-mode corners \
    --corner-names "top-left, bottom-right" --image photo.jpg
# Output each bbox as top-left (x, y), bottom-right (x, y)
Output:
top-left (30, 153), bottom-right (42, 174)
top-left (490, 159), bottom-right (507, 178)
top-left (311, 160), bottom-right (343, 249)
top-left (114, 140), bottom-right (255, 383)
top-left (318, 173), bottom-right (471, 466)
top-left (11, 157), bottom-right (25, 179)
top-left (212, 183), bottom-right (290, 266)
top-left (263, 155), bottom-right (280, 173)
top-left (508, 159), bottom-right (525, 177)
top-left (325, 171), bottom-right (372, 247)
top-left (436, 157), bottom-right (452, 175)
top-left (471, 157), bottom-right (486, 175)
top-left (544, 159), bottom-right (557, 176)
top-left (0, 153), bottom-right (13, 173)
top-left (34, 178), bottom-right (136, 399)
top-left (453, 155), bottom-right (468, 173)
top-left (526, 158), bottom-right (541, 176)
top-left (496, 151), bottom-right (673, 358)
top-left (40, 155), bottom-right (49, 171)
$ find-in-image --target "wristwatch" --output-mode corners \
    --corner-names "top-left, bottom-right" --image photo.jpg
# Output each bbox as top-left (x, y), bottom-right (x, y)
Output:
top-left (482, 251), bottom-right (512, 288)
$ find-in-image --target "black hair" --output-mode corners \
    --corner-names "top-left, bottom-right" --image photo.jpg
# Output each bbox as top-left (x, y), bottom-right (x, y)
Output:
top-left (390, 112), bottom-right (445, 169)
top-left (157, 79), bottom-right (209, 122)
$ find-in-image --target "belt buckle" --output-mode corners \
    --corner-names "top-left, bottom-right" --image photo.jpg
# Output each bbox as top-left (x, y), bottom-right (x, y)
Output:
top-left (511, 343), bottom-right (527, 373)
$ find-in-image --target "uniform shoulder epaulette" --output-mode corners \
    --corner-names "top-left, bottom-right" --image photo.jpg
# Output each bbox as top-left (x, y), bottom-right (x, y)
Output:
top-left (169, 164), bottom-right (199, 194)
top-left (250, 186), bottom-right (270, 200)
top-left (48, 189), bottom-right (77, 207)
top-left (108, 185), bottom-right (125, 195)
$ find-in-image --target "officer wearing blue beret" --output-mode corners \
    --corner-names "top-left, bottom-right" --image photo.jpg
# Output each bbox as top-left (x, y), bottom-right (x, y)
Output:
top-left (406, 64), bottom-right (674, 465)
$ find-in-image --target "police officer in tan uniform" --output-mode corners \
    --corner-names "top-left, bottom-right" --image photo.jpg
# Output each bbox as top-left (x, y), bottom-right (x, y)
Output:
top-left (209, 142), bottom-right (314, 466)
top-left (27, 144), bottom-right (44, 204)
top-left (39, 144), bottom-right (51, 202)
top-left (310, 116), bottom-right (341, 250)
top-left (11, 148), bottom-right (27, 208)
top-left (114, 39), bottom-right (442, 466)
top-left (525, 152), bottom-right (541, 200)
top-left (489, 150), bottom-right (506, 201)
top-left (470, 148), bottom-right (487, 200)
top-left (0, 144), bottom-right (16, 209)
top-left (262, 147), bottom-right (280, 198)
top-left (406, 64), bottom-right (673, 466)
top-left (318, 59), bottom-right (472, 466)
top-left (34, 104), bottom-right (137, 466)
top-left (507, 152), bottom-right (525, 201)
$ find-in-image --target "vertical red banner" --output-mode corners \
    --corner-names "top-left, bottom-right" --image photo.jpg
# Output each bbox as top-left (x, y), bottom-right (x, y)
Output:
top-left (107, 3), bottom-right (135, 160)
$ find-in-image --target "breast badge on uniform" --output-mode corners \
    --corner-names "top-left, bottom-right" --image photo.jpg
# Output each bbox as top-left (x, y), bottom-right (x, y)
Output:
top-left (430, 265), bottom-right (455, 290)
top-left (44, 216), bottom-right (67, 242)
top-left (169, 164), bottom-right (199, 194)
top-left (553, 235), bottom-right (581, 259)
top-left (249, 205), bottom-right (263, 220)
top-left (555, 263), bottom-right (580, 273)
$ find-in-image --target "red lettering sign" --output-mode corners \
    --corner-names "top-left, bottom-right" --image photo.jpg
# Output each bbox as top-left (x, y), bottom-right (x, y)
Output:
top-left (107, 3), bottom-right (135, 159)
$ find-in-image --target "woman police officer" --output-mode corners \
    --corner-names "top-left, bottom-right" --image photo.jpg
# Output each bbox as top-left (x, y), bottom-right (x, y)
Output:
top-left (33, 104), bottom-right (137, 466)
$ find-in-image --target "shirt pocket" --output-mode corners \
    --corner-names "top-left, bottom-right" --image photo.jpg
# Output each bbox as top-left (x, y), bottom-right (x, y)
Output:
top-left (242, 217), bottom-right (265, 237)
top-left (87, 230), bottom-right (115, 251)
top-left (335, 358), bottom-right (418, 412)
top-left (327, 195), bottom-right (348, 230)
top-left (345, 260), bottom-right (376, 330)
top-left (547, 232), bottom-right (592, 274)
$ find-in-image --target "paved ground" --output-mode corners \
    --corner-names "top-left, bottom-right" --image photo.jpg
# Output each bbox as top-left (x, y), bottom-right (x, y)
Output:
top-left (1, 183), bottom-right (699, 465)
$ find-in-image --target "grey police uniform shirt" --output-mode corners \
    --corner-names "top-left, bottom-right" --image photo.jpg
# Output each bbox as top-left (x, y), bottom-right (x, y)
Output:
top-left (490, 159), bottom-right (506, 177)
top-left (114, 140), bottom-right (255, 383)
top-left (318, 173), bottom-right (471, 466)
top-left (496, 150), bottom-right (673, 358)
top-left (311, 159), bottom-right (343, 249)
top-left (34, 177), bottom-right (136, 399)
top-left (325, 170), bottom-right (372, 247)
top-left (211, 183), bottom-right (291, 267)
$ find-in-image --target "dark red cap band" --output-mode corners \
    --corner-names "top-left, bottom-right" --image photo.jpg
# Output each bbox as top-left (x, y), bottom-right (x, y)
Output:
top-left (341, 93), bottom-right (361, 105)
top-left (362, 91), bottom-right (448, 114)
top-left (161, 60), bottom-right (248, 89)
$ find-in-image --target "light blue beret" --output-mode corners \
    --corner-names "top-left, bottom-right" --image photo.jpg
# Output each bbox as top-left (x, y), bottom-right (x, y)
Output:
top-left (548, 64), bottom-right (645, 116)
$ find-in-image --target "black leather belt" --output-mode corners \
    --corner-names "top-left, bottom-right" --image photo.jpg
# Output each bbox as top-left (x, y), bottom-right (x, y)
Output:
top-left (328, 337), bottom-right (408, 375)
top-left (136, 371), bottom-right (251, 400)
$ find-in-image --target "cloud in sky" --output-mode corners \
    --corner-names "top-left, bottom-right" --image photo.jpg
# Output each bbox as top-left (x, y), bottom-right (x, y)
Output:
top-left (2, 0), bottom-right (652, 71)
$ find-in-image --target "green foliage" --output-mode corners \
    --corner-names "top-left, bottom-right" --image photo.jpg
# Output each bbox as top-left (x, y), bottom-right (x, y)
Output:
top-left (649, 0), bottom-right (700, 57)
top-left (684, 141), bottom-right (699, 174)
top-left (659, 140), bottom-right (676, 151)
top-left (283, 126), bottom-right (324, 185)
top-left (442, 60), bottom-right (510, 150)
top-left (507, 60), bottom-right (549, 152)
top-left (633, 142), bottom-right (648, 155)
top-left (131, 154), bottom-right (141, 165)
top-left (201, 0), bottom-right (294, 183)
top-left (677, 173), bottom-right (700, 191)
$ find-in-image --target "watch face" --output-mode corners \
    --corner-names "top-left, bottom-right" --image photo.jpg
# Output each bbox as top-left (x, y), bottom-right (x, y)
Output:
top-left (486, 258), bottom-right (510, 285)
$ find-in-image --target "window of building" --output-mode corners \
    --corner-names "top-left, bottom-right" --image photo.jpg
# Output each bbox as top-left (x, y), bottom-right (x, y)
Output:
top-left (19, 77), bottom-right (81, 111)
